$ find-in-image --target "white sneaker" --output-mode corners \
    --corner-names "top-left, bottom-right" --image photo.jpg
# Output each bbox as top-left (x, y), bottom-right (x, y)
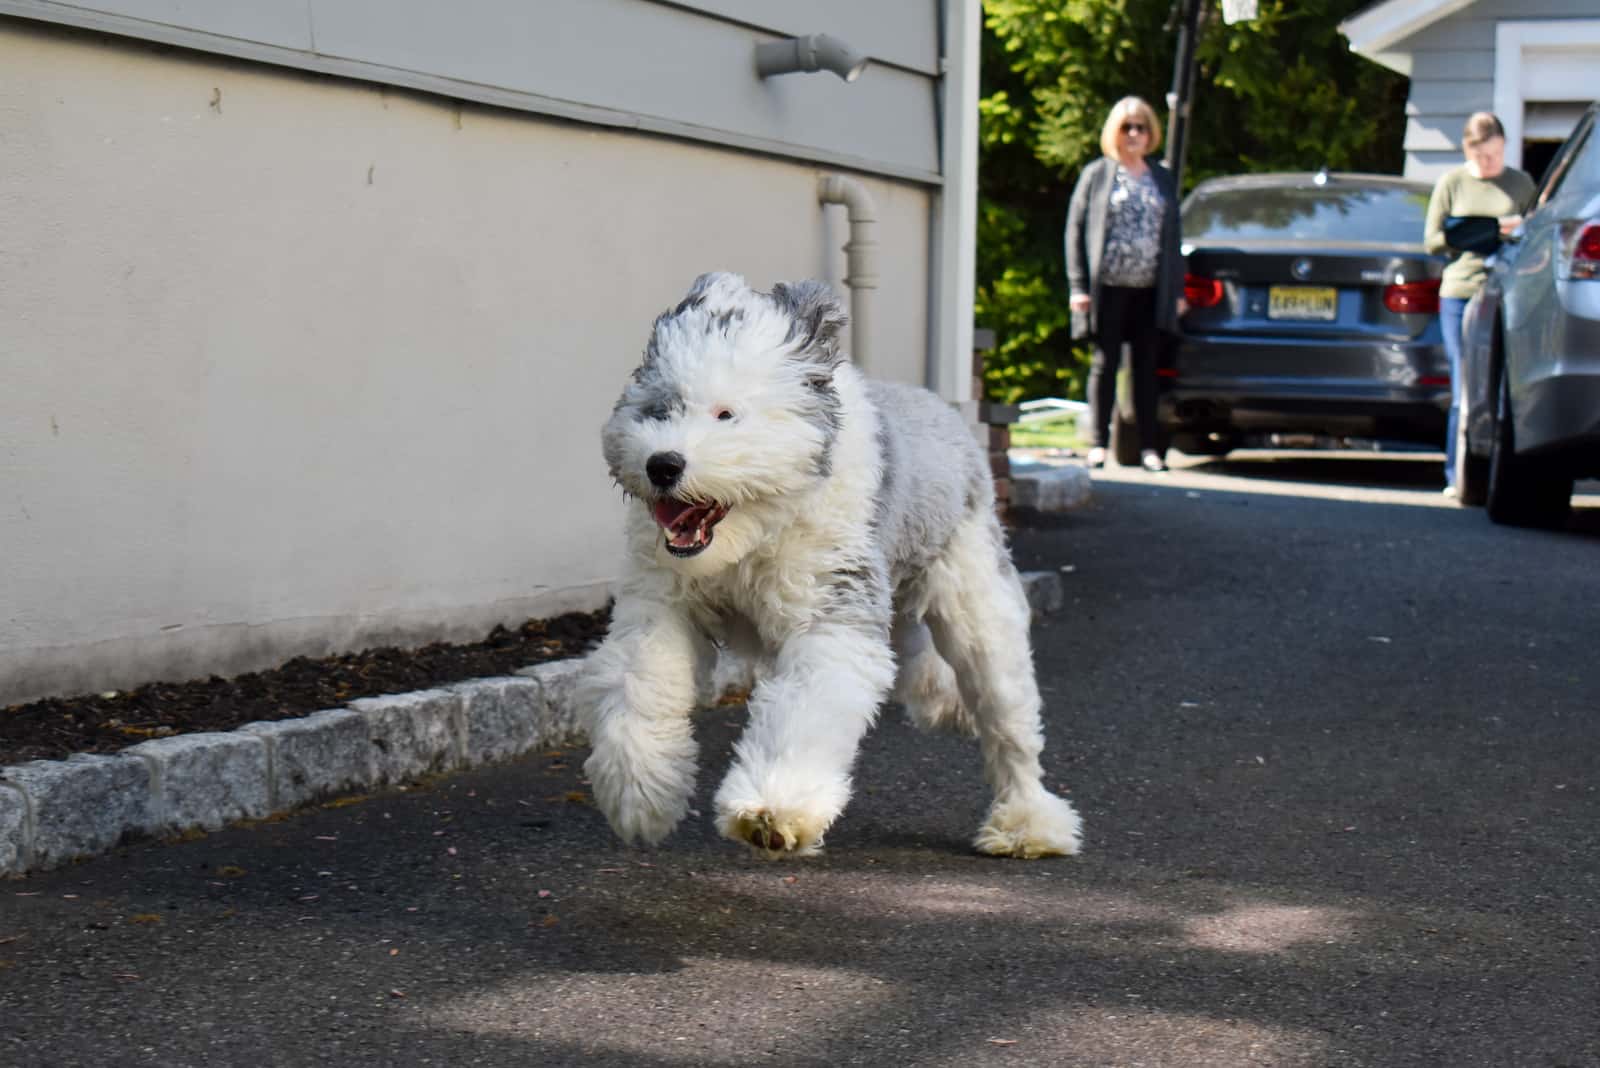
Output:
top-left (1085, 447), bottom-right (1107, 469)
top-left (1141, 450), bottom-right (1167, 473)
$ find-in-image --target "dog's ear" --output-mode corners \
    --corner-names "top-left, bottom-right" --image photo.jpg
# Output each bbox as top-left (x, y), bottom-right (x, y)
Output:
top-left (675, 272), bottom-right (748, 316)
top-left (771, 281), bottom-right (849, 370)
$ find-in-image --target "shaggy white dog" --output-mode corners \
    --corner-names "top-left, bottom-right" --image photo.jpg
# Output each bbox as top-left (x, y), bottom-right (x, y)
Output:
top-left (576, 272), bottom-right (1082, 859)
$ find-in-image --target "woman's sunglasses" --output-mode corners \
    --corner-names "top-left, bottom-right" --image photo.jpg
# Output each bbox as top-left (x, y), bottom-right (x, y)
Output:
top-left (1120, 122), bottom-right (1149, 136)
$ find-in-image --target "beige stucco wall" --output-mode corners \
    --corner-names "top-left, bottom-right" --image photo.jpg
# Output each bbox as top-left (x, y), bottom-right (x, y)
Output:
top-left (0, 22), bottom-right (933, 704)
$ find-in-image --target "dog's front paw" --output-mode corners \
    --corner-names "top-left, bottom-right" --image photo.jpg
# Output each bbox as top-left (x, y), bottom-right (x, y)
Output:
top-left (583, 719), bottom-right (698, 846)
top-left (718, 804), bottom-right (831, 858)
top-left (713, 761), bottom-right (849, 858)
top-left (974, 789), bottom-right (1083, 859)
top-left (587, 762), bottom-right (687, 846)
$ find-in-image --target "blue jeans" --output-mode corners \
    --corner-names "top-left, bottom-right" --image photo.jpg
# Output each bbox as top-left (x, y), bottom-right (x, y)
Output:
top-left (1440, 297), bottom-right (1468, 489)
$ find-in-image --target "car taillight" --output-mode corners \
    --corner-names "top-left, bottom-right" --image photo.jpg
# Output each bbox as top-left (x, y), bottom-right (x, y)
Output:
top-left (1184, 274), bottom-right (1224, 308)
top-left (1563, 220), bottom-right (1600, 280)
top-left (1383, 278), bottom-right (1440, 314)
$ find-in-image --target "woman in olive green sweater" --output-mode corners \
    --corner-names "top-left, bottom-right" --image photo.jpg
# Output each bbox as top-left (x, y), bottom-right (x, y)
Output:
top-left (1424, 112), bottom-right (1536, 496)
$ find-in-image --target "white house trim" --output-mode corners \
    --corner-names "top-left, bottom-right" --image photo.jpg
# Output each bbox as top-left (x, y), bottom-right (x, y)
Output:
top-left (929, 0), bottom-right (980, 404)
top-left (1339, 0), bottom-right (1477, 71)
top-left (1493, 20), bottom-right (1600, 169)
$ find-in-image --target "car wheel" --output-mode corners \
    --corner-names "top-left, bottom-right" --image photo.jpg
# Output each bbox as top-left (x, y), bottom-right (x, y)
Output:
top-left (1454, 413), bottom-right (1489, 507)
top-left (1111, 410), bottom-right (1141, 466)
top-left (1485, 372), bottom-right (1572, 528)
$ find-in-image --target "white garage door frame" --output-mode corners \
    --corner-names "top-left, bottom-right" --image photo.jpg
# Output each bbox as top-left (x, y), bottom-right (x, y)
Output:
top-left (1494, 20), bottom-right (1600, 169)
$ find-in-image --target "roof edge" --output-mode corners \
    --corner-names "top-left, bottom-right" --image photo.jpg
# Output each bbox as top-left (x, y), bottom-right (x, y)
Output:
top-left (1339, 0), bottom-right (1478, 58)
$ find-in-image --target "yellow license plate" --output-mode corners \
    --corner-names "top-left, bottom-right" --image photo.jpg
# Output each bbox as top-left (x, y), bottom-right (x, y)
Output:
top-left (1268, 286), bottom-right (1337, 321)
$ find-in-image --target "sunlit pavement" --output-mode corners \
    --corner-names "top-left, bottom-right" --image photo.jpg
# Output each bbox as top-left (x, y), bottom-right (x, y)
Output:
top-left (1019, 445), bottom-right (1600, 515)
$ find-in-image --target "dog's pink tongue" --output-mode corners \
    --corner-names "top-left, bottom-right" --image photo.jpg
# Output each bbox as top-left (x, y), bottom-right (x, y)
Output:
top-left (653, 499), bottom-right (693, 529)
top-left (654, 499), bottom-right (714, 548)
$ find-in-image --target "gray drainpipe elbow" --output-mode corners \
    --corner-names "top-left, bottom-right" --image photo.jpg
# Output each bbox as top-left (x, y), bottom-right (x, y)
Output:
top-left (817, 174), bottom-right (878, 372)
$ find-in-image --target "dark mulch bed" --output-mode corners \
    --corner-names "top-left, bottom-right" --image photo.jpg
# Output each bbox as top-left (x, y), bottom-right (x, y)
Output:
top-left (0, 608), bottom-right (611, 767)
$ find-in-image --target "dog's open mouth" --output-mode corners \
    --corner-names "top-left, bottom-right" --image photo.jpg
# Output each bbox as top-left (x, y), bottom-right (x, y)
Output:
top-left (652, 498), bottom-right (730, 557)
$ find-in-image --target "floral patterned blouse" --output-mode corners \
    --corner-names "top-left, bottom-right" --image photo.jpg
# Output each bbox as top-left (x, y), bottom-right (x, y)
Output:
top-left (1100, 165), bottom-right (1166, 288)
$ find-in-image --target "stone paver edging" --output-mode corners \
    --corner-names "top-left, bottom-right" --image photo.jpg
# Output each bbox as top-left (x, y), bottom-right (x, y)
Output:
top-left (1011, 462), bottom-right (1093, 513)
top-left (0, 660), bottom-right (583, 877)
top-left (1, 573), bottom-right (1063, 878)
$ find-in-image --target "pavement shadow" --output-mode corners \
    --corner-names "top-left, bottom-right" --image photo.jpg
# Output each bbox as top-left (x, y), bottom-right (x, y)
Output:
top-left (9, 686), bottom-right (1588, 1067)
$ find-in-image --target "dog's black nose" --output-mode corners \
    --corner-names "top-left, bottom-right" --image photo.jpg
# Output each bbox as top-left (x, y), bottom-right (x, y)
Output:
top-left (645, 451), bottom-right (686, 489)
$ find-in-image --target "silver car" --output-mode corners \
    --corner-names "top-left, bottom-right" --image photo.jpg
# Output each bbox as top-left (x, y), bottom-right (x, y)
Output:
top-left (1458, 101), bottom-right (1600, 527)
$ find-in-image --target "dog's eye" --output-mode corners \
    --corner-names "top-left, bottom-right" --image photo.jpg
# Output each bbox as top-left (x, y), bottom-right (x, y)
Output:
top-left (714, 407), bottom-right (735, 422)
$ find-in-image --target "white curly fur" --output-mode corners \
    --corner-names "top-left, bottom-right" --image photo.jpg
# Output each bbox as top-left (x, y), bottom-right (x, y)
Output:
top-left (576, 273), bottom-right (1082, 859)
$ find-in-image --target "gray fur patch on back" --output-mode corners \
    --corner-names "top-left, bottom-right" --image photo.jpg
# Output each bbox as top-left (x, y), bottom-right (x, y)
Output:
top-left (821, 561), bottom-right (891, 633)
top-left (865, 380), bottom-right (993, 587)
top-left (872, 419), bottom-right (896, 530)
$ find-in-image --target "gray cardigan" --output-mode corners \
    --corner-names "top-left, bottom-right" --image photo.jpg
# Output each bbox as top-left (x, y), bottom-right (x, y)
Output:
top-left (1064, 156), bottom-right (1184, 340)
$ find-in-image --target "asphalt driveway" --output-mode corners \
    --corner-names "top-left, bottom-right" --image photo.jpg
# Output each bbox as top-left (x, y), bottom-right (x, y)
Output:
top-left (2, 452), bottom-right (1597, 1067)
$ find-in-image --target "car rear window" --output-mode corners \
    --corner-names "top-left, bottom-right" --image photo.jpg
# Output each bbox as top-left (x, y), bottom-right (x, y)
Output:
top-left (1536, 115), bottom-right (1597, 207)
top-left (1182, 183), bottom-right (1430, 244)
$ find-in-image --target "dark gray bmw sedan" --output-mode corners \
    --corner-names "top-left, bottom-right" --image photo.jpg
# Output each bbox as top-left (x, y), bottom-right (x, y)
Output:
top-left (1140, 172), bottom-right (1448, 461)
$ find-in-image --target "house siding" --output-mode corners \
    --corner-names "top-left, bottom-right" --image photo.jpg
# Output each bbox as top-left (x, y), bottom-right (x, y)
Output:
top-left (0, 18), bottom-right (942, 704)
top-left (1395, 0), bottom-right (1600, 178)
top-left (0, 0), bottom-right (944, 182)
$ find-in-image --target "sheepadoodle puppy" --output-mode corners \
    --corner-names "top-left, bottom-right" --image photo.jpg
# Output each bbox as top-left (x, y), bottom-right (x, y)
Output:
top-left (576, 272), bottom-right (1082, 859)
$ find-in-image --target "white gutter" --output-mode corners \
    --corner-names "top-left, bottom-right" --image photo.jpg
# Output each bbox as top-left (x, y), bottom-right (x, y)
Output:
top-left (929, 0), bottom-right (980, 403)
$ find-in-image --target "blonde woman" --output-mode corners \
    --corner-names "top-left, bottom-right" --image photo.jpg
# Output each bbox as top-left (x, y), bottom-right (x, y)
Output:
top-left (1065, 96), bottom-right (1186, 472)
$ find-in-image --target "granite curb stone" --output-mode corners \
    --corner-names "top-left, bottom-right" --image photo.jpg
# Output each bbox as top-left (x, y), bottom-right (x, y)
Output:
top-left (126, 732), bottom-right (273, 834)
top-left (1012, 463), bottom-right (1093, 512)
top-left (242, 708), bottom-right (373, 811)
top-left (0, 753), bottom-right (156, 873)
top-left (0, 660), bottom-right (586, 877)
top-left (450, 676), bottom-right (547, 765)
top-left (513, 658), bottom-right (586, 745)
top-left (0, 782), bottom-right (26, 874)
top-left (350, 688), bottom-right (468, 786)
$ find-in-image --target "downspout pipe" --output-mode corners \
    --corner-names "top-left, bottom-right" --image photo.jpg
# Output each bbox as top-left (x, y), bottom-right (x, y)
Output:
top-left (756, 34), bottom-right (870, 83)
top-left (817, 174), bottom-right (878, 371)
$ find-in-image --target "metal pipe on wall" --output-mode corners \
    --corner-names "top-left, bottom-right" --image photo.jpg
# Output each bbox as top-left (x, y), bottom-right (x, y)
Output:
top-left (817, 174), bottom-right (878, 371)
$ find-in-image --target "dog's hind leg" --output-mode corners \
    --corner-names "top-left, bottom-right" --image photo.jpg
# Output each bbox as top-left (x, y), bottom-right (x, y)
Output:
top-left (577, 595), bottom-right (710, 846)
top-left (702, 619), bottom-right (764, 707)
top-left (891, 614), bottom-right (974, 737)
top-left (713, 619), bottom-right (895, 857)
top-left (922, 511), bottom-right (1083, 859)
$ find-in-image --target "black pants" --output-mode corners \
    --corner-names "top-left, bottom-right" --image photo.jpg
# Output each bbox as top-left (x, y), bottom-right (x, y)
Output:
top-left (1086, 284), bottom-right (1161, 451)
